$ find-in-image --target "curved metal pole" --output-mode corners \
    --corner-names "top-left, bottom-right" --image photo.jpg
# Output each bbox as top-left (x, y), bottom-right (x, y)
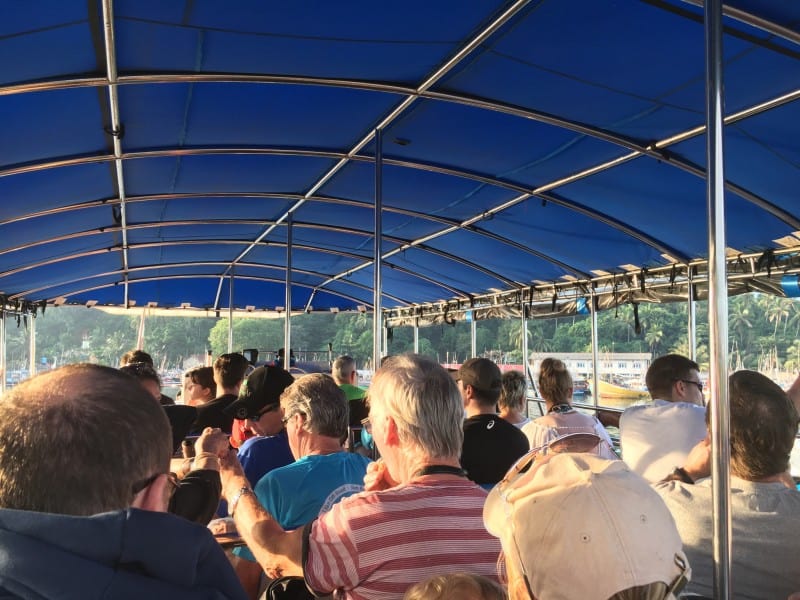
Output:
top-left (372, 128), bottom-right (383, 371)
top-left (100, 0), bottom-right (130, 307)
top-left (705, 1), bottom-right (732, 597)
top-left (285, 214), bottom-right (293, 362)
top-left (227, 272), bottom-right (234, 353)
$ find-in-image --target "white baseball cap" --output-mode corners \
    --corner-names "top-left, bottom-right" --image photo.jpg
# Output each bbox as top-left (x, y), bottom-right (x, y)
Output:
top-left (484, 452), bottom-right (690, 600)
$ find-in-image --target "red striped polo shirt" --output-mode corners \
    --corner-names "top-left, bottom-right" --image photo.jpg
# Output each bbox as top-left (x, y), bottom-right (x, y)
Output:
top-left (303, 477), bottom-right (502, 599)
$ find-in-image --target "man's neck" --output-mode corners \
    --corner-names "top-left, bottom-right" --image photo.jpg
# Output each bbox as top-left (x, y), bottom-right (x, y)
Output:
top-left (465, 402), bottom-right (496, 418)
top-left (301, 435), bottom-right (343, 457)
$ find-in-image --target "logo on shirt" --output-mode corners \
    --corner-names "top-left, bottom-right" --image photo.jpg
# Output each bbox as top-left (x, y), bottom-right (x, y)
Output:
top-left (487, 419), bottom-right (495, 430)
top-left (320, 484), bottom-right (364, 515)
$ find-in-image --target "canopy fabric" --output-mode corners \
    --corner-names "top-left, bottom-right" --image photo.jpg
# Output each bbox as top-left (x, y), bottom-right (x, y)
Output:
top-left (1, 1), bottom-right (799, 317)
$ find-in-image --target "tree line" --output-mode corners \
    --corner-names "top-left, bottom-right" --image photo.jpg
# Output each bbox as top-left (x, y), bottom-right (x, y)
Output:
top-left (3, 292), bottom-right (799, 375)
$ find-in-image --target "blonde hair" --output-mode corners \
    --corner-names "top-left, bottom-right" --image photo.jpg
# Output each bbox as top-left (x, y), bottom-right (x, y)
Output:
top-left (404, 572), bottom-right (507, 600)
top-left (537, 358), bottom-right (573, 405)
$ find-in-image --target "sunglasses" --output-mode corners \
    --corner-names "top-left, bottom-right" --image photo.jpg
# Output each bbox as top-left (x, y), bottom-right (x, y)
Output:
top-left (131, 472), bottom-right (179, 500)
top-left (677, 379), bottom-right (704, 393)
top-left (249, 404), bottom-right (280, 422)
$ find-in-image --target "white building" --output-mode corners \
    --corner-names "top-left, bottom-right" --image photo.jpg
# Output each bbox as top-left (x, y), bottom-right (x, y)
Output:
top-left (529, 352), bottom-right (652, 382)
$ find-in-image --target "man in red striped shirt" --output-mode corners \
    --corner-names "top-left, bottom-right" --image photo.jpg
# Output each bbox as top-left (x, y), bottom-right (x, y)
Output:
top-left (220, 354), bottom-right (501, 599)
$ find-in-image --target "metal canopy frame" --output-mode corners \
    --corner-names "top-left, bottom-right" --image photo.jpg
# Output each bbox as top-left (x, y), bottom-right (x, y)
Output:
top-left (0, 0), bottom-right (798, 320)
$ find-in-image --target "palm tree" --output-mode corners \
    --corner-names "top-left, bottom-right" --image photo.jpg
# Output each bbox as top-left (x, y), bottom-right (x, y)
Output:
top-left (766, 299), bottom-right (790, 336)
top-left (728, 303), bottom-right (753, 348)
top-left (645, 327), bottom-right (663, 355)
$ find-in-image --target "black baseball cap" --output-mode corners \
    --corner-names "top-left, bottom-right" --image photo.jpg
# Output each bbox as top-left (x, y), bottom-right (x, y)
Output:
top-left (224, 365), bottom-right (294, 420)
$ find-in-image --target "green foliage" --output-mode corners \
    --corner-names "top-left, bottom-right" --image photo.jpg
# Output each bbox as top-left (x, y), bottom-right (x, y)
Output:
top-left (4, 293), bottom-right (800, 376)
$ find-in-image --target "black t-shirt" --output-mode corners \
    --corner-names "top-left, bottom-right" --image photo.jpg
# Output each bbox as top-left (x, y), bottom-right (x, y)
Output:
top-left (191, 393), bottom-right (237, 434)
top-left (460, 414), bottom-right (530, 485)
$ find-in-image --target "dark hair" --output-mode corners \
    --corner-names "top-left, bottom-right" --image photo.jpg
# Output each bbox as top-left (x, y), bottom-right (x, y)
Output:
top-left (214, 353), bottom-right (250, 389)
top-left (120, 349), bottom-right (154, 367)
top-left (120, 362), bottom-right (161, 387)
top-left (499, 370), bottom-right (527, 412)
top-left (727, 370), bottom-right (798, 479)
top-left (185, 366), bottom-right (216, 395)
top-left (0, 364), bottom-right (171, 515)
top-left (332, 355), bottom-right (357, 384)
top-left (645, 354), bottom-right (699, 400)
top-left (538, 358), bottom-right (572, 404)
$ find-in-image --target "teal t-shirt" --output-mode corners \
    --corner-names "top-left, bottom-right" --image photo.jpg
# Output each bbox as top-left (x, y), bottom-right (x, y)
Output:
top-left (234, 451), bottom-right (372, 561)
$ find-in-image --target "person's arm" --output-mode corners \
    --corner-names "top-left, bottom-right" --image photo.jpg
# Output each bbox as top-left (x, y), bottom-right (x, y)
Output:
top-left (596, 409), bottom-right (621, 429)
top-left (169, 427), bottom-right (229, 524)
top-left (659, 436), bottom-right (711, 484)
top-left (221, 451), bottom-right (303, 579)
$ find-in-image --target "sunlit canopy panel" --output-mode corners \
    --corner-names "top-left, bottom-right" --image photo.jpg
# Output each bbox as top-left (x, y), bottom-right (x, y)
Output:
top-left (0, 0), bottom-right (798, 315)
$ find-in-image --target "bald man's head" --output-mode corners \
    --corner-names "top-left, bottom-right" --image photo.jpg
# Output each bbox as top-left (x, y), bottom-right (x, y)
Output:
top-left (0, 363), bottom-right (171, 516)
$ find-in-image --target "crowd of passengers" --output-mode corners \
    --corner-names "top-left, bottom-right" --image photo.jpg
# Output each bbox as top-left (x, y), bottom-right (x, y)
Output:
top-left (0, 347), bottom-right (798, 600)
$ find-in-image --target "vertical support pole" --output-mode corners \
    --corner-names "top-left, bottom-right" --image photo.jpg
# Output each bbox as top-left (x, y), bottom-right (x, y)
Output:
top-left (285, 214), bottom-right (293, 361)
top-left (521, 302), bottom-right (529, 370)
top-left (413, 318), bottom-right (419, 353)
top-left (470, 318), bottom-right (477, 358)
top-left (382, 323), bottom-right (389, 357)
top-left (227, 273), bottom-right (234, 353)
top-left (705, 1), bottom-right (732, 597)
top-left (372, 128), bottom-right (383, 371)
top-left (28, 314), bottom-right (36, 380)
top-left (0, 310), bottom-right (5, 395)
top-left (590, 291), bottom-right (600, 408)
top-left (521, 302), bottom-right (530, 416)
top-left (688, 267), bottom-right (697, 362)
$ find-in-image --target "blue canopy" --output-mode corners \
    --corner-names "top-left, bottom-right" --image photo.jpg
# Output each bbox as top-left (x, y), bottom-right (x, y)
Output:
top-left (1, 1), bottom-right (798, 317)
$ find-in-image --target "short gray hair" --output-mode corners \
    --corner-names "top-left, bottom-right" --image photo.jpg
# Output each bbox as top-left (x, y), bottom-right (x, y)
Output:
top-left (332, 355), bottom-right (356, 385)
top-left (499, 370), bottom-right (526, 412)
top-left (369, 354), bottom-right (464, 459)
top-left (280, 374), bottom-right (349, 439)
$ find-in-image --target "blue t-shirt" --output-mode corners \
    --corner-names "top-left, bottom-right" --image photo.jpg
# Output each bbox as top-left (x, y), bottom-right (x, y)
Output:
top-left (238, 429), bottom-right (295, 488)
top-left (234, 451), bottom-right (371, 561)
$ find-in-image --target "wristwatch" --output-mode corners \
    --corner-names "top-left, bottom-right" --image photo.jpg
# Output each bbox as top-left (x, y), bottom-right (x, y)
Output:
top-left (228, 486), bottom-right (254, 517)
top-left (668, 466), bottom-right (694, 484)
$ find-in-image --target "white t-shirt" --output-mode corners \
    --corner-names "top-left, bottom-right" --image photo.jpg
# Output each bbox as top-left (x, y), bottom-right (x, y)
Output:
top-left (620, 399), bottom-right (707, 482)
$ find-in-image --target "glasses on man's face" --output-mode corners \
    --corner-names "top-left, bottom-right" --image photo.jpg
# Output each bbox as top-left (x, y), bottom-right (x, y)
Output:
top-left (678, 379), bottom-right (704, 394)
top-left (131, 472), bottom-right (179, 500)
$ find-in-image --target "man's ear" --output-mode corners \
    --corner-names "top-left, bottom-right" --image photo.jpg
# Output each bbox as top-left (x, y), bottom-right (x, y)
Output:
top-left (131, 473), bottom-right (170, 513)
top-left (384, 415), bottom-right (401, 447)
